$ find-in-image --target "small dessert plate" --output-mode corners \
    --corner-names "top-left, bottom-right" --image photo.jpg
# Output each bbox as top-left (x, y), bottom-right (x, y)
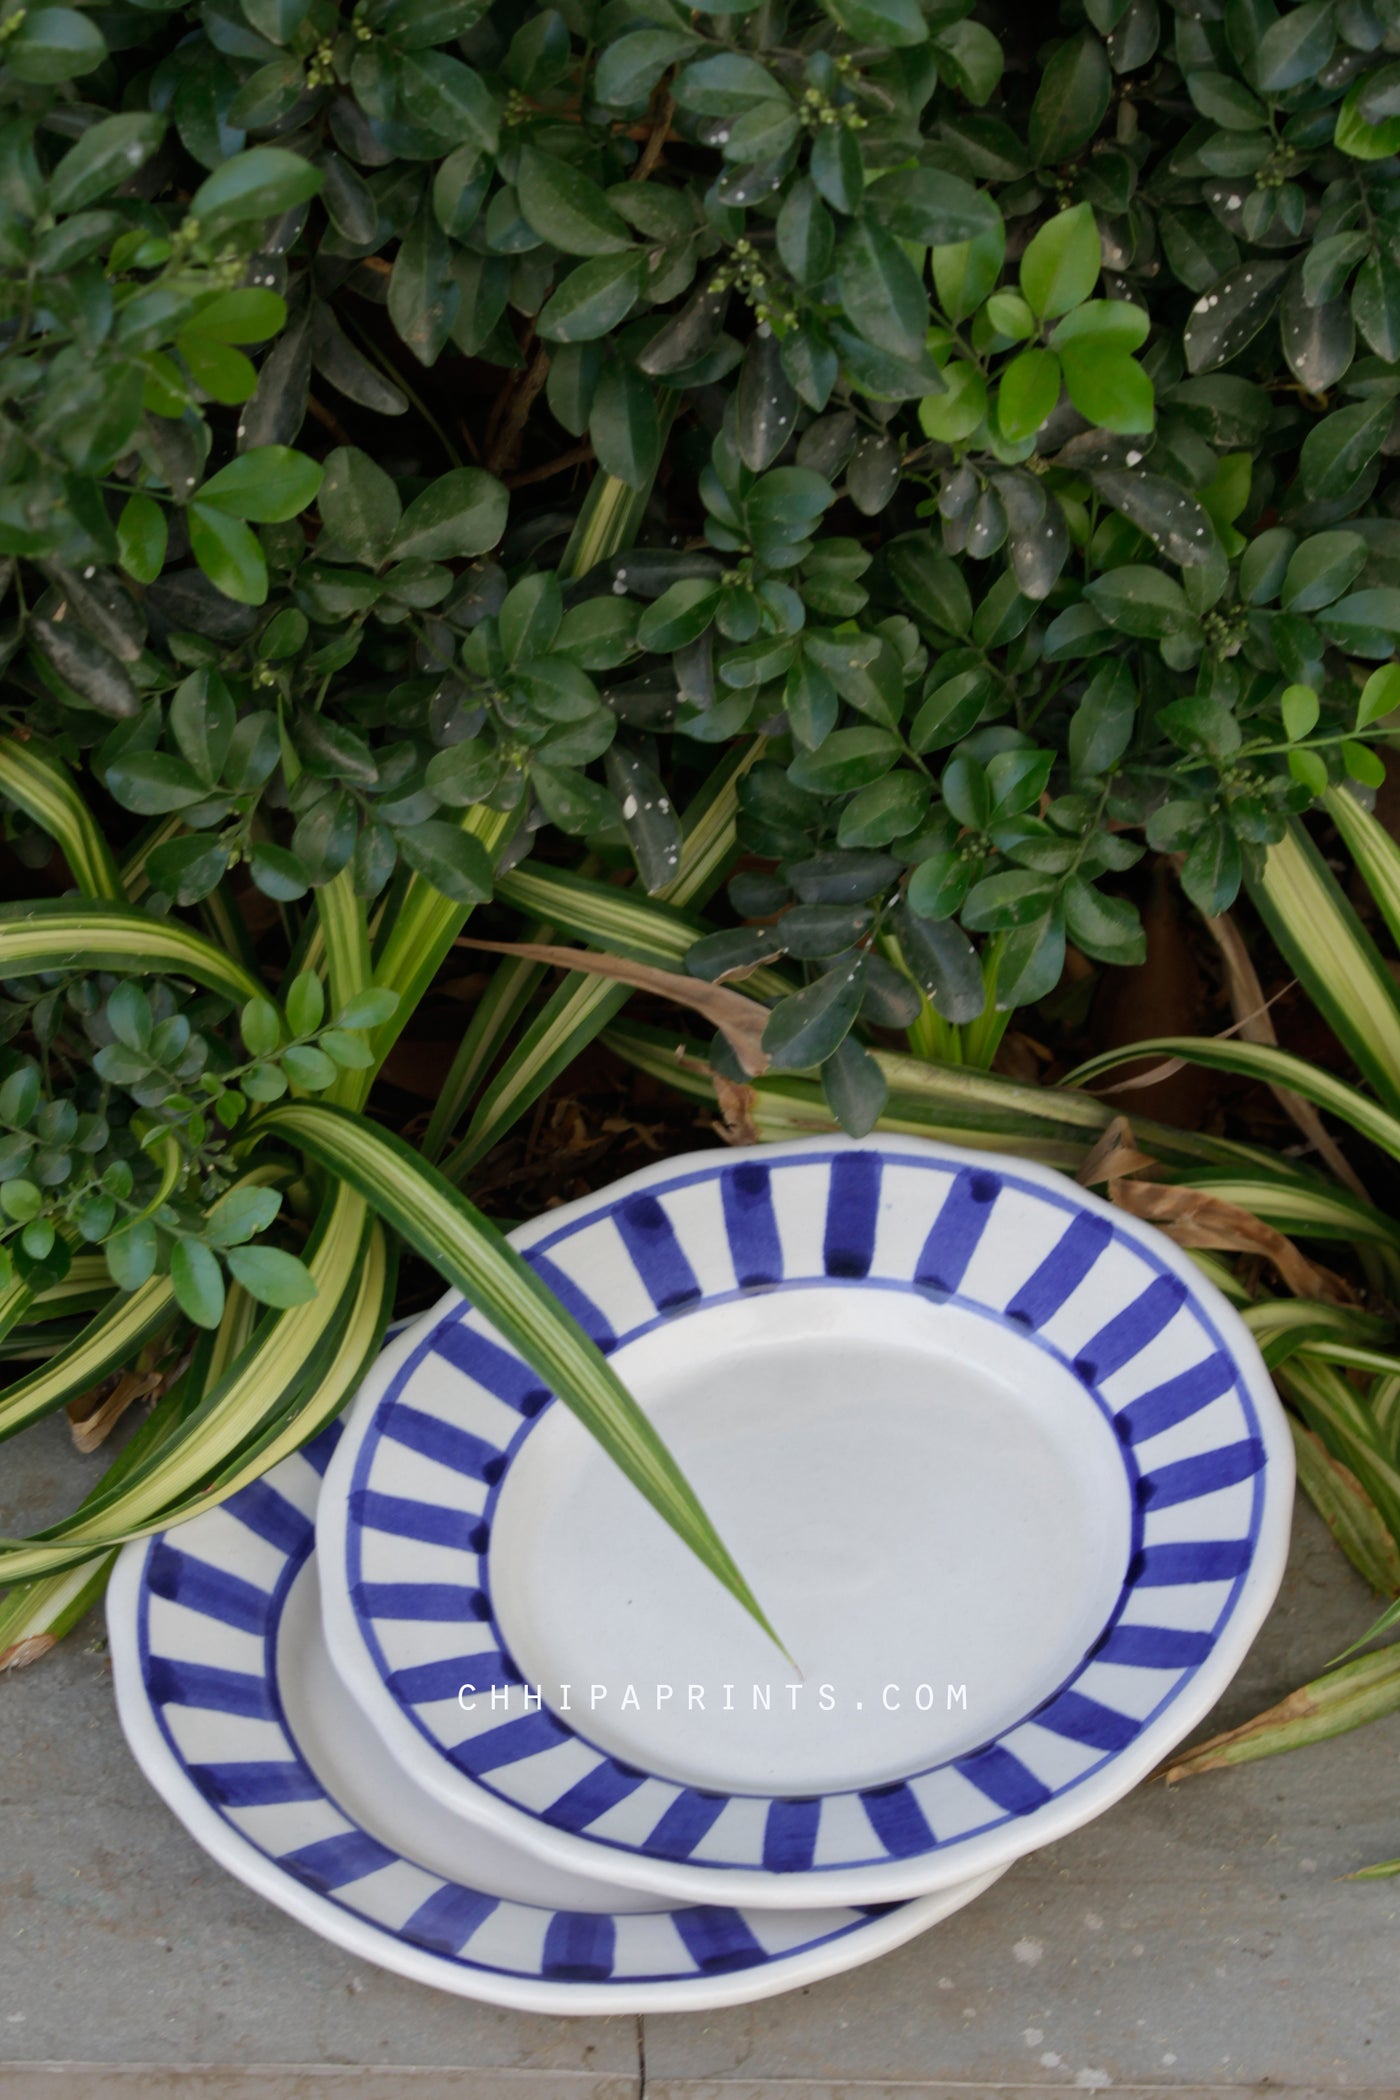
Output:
top-left (108, 1430), bottom-right (1000, 2013)
top-left (320, 1135), bottom-right (1293, 1908)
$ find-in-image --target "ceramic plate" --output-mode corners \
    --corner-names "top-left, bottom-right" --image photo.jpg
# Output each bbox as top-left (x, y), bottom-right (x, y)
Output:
top-left (108, 1429), bottom-right (1000, 2013)
top-left (319, 1136), bottom-right (1293, 1908)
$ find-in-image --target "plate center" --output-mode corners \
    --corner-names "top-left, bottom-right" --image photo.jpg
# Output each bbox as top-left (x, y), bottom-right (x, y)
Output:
top-left (490, 1285), bottom-right (1132, 1795)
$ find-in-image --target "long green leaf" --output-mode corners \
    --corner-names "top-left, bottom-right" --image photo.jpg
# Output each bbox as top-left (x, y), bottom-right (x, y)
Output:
top-left (1290, 1418), bottom-right (1400, 1598)
top-left (1163, 1642), bottom-right (1400, 1779)
top-left (0, 737), bottom-right (123, 900)
top-left (1066, 1033), bottom-right (1400, 1162)
top-left (558, 396), bottom-right (678, 581)
top-left (496, 864), bottom-right (793, 996)
top-left (0, 1276), bottom-right (174, 1443)
top-left (1281, 1353), bottom-right (1400, 1543)
top-left (443, 749), bottom-right (770, 1177)
top-left (367, 803), bottom-right (515, 1070)
top-left (1323, 784), bottom-right (1400, 956)
top-left (259, 1099), bottom-right (784, 1652)
top-left (0, 1369), bottom-right (202, 1669)
top-left (119, 815), bottom-right (183, 900)
top-left (446, 976), bottom-right (632, 1180)
top-left (0, 1183), bottom-right (370, 1578)
top-left (1250, 820), bottom-right (1400, 1115)
top-left (317, 864), bottom-right (374, 1109)
top-left (1173, 1171), bottom-right (1400, 1252)
top-left (164, 1222), bottom-right (395, 1518)
top-left (424, 949), bottom-right (551, 1164)
top-left (0, 900), bottom-right (265, 1005)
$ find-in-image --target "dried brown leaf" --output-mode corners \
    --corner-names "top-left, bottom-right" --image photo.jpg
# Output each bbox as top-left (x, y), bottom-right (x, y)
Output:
top-left (1077, 1114), bottom-right (1158, 1188)
top-left (66, 1367), bottom-right (162, 1454)
top-left (1108, 1177), bottom-right (1352, 1303)
top-left (0, 1633), bottom-right (56, 1672)
top-left (711, 1074), bottom-right (761, 1146)
top-left (460, 939), bottom-right (772, 1077)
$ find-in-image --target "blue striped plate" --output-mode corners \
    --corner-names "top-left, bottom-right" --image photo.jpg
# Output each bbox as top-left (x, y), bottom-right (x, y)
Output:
top-left (319, 1136), bottom-right (1293, 1908)
top-left (108, 1430), bottom-right (1001, 2012)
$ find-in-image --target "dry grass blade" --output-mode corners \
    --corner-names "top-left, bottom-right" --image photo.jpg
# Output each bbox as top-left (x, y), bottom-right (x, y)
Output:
top-left (66, 1365), bottom-right (164, 1453)
top-left (1196, 900), bottom-right (1368, 1201)
top-left (458, 938), bottom-right (773, 1076)
top-left (1093, 989), bottom-right (1290, 1096)
top-left (1107, 1177), bottom-right (1353, 1303)
top-left (1077, 1114), bottom-right (1158, 1187)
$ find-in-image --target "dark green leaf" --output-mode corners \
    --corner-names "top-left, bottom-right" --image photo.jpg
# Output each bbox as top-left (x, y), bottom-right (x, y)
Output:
top-left (821, 1036), bottom-right (888, 1138)
top-left (391, 469), bottom-right (507, 560)
top-left (538, 252), bottom-right (646, 343)
top-left (896, 900), bottom-right (984, 1021)
top-left (517, 146), bottom-right (631, 257)
top-left (1028, 34), bottom-right (1112, 166)
top-left (763, 954), bottom-right (867, 1069)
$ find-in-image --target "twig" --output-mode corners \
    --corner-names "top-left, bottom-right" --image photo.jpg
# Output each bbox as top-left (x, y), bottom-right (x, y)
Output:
top-left (483, 326), bottom-right (550, 477)
top-left (630, 91), bottom-right (676, 183)
top-left (506, 442), bottom-right (595, 489)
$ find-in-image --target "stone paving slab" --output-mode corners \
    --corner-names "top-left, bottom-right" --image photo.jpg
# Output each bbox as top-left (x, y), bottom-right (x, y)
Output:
top-left (2, 1416), bottom-right (1398, 2096)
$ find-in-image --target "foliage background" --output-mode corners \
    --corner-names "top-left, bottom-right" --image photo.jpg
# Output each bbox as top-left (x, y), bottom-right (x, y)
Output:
top-left (9, 0), bottom-right (1400, 1697)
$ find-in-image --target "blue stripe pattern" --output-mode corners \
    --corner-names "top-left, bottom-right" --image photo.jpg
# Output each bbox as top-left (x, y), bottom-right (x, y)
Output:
top-left (616, 1194), bottom-right (701, 1310)
top-left (353, 1581), bottom-right (487, 1622)
top-left (1006, 1212), bottom-right (1111, 1329)
top-left (145, 1658), bottom-right (277, 1720)
top-left (1075, 1275), bottom-right (1186, 1385)
top-left (378, 1401), bottom-right (503, 1485)
top-left (954, 1745), bottom-right (1052, 1816)
top-left (524, 1251), bottom-right (617, 1352)
top-left (391, 1652), bottom-right (515, 1704)
top-left (763, 1797), bottom-right (820, 1872)
top-left (400, 1883), bottom-right (499, 1955)
top-left (230, 1477), bottom-right (311, 1556)
top-left (147, 1546), bottom-right (271, 1635)
top-left (1119, 1353), bottom-right (1236, 1442)
top-left (861, 1783), bottom-right (934, 1857)
top-left (542, 1911), bottom-right (617, 1981)
top-left (133, 1430), bottom-right (909, 1992)
top-left (343, 1146), bottom-right (1275, 1879)
top-left (914, 1169), bottom-right (1000, 1294)
top-left (542, 1760), bottom-right (647, 1833)
top-left (1093, 1624), bottom-right (1214, 1669)
top-left (1140, 1440), bottom-right (1265, 1508)
top-left (1133, 1539), bottom-right (1252, 1585)
top-left (350, 1490), bottom-right (486, 1553)
top-left (189, 1761), bottom-right (321, 1808)
top-left (1034, 1688), bottom-right (1140, 1754)
top-left (433, 1321), bottom-right (550, 1415)
top-left (282, 1830), bottom-right (397, 1893)
top-left (722, 1162), bottom-right (783, 1287)
top-left (824, 1153), bottom-right (881, 1277)
top-left (450, 1707), bottom-right (570, 1773)
top-left (648, 1789), bottom-right (729, 1860)
top-left (673, 1908), bottom-right (768, 1973)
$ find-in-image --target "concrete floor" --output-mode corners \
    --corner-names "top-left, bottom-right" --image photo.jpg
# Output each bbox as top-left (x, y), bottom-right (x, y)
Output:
top-left (2, 1415), bottom-right (1399, 2099)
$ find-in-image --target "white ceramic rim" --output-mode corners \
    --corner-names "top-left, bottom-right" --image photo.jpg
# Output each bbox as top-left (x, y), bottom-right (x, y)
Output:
top-left (106, 1530), bottom-right (1003, 2013)
top-left (317, 1133), bottom-right (1296, 1908)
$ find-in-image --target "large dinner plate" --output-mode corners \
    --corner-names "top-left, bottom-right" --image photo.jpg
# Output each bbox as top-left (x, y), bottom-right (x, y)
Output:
top-left (108, 1428), bottom-right (999, 2012)
top-left (319, 1136), bottom-right (1293, 1907)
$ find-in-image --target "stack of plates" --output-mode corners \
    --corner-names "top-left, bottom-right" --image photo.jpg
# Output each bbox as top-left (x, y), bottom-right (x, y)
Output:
top-left (109, 1136), bottom-right (1294, 2012)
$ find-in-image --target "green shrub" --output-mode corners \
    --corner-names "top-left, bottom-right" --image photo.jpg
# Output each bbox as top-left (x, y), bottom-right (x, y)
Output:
top-left (4, 0), bottom-right (1400, 1615)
